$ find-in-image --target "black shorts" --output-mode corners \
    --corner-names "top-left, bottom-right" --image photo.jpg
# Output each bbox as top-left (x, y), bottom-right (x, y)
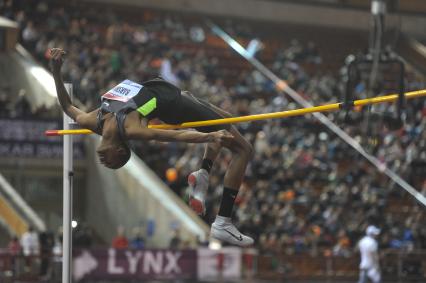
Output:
top-left (137, 80), bottom-right (229, 133)
top-left (173, 91), bottom-right (230, 133)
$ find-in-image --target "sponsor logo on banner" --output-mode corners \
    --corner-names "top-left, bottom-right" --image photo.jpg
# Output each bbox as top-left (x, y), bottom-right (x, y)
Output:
top-left (197, 247), bottom-right (241, 280)
top-left (73, 249), bottom-right (196, 281)
top-left (73, 250), bottom-right (98, 280)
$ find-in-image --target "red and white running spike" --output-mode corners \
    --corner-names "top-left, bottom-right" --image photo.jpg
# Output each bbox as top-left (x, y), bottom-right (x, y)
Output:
top-left (187, 169), bottom-right (209, 216)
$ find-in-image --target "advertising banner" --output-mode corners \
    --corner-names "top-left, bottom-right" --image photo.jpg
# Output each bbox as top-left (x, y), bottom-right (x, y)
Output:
top-left (73, 249), bottom-right (197, 281)
top-left (0, 119), bottom-right (84, 159)
top-left (197, 247), bottom-right (241, 280)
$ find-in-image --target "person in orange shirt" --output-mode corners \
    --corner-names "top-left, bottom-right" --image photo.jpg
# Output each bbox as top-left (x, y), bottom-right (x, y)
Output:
top-left (111, 226), bottom-right (129, 249)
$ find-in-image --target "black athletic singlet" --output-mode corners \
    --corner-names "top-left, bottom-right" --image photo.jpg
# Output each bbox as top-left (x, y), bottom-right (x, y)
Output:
top-left (97, 77), bottom-right (228, 139)
top-left (97, 78), bottom-right (183, 138)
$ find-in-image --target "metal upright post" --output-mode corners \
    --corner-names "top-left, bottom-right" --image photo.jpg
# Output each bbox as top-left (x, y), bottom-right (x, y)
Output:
top-left (63, 83), bottom-right (74, 283)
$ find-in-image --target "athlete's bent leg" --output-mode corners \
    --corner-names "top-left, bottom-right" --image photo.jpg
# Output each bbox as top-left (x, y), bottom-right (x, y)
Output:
top-left (181, 93), bottom-right (254, 246)
top-left (211, 126), bottom-right (254, 246)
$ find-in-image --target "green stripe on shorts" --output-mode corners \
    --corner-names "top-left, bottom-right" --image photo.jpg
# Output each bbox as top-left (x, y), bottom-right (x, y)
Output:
top-left (137, 97), bottom-right (157, 116)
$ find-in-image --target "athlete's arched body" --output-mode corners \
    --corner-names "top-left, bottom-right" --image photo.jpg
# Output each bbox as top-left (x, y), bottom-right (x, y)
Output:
top-left (50, 48), bottom-right (254, 246)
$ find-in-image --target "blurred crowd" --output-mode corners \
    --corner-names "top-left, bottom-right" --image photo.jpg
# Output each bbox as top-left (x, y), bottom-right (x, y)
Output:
top-left (1, 0), bottom-right (425, 257)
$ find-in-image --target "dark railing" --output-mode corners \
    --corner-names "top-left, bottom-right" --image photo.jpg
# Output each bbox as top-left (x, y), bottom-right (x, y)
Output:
top-left (257, 250), bottom-right (426, 282)
top-left (0, 252), bottom-right (62, 282)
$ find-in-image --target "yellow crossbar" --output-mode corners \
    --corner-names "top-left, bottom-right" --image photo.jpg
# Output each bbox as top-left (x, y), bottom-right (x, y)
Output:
top-left (45, 89), bottom-right (426, 136)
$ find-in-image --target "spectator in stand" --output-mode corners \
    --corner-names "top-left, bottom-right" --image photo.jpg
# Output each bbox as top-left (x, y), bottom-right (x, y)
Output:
top-left (7, 235), bottom-right (21, 276)
top-left (20, 226), bottom-right (39, 272)
top-left (39, 231), bottom-right (54, 277)
top-left (358, 225), bottom-right (381, 283)
top-left (22, 20), bottom-right (39, 49)
top-left (10, 90), bottom-right (32, 118)
top-left (51, 227), bottom-right (63, 279)
top-left (74, 223), bottom-right (93, 249)
top-left (52, 227), bottom-right (62, 260)
top-left (0, 87), bottom-right (12, 117)
top-left (160, 55), bottom-right (180, 87)
top-left (111, 226), bottom-right (129, 249)
top-left (169, 228), bottom-right (182, 249)
top-left (20, 226), bottom-right (39, 256)
top-left (333, 229), bottom-right (351, 257)
top-left (129, 227), bottom-right (145, 249)
top-left (8, 236), bottom-right (21, 256)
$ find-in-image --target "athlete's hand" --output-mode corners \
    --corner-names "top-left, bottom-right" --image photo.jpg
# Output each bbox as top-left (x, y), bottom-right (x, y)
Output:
top-left (49, 48), bottom-right (66, 74)
top-left (208, 130), bottom-right (234, 147)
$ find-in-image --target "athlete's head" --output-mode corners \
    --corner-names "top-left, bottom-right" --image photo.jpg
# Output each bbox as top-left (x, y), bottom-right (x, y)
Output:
top-left (96, 112), bottom-right (131, 169)
top-left (96, 141), bottom-right (131, 169)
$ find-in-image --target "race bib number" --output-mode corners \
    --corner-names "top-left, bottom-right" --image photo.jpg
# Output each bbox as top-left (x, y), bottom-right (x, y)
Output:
top-left (102, 80), bottom-right (143, 102)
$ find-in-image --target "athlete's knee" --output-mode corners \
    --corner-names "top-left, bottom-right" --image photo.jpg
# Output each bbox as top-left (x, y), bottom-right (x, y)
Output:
top-left (227, 128), bottom-right (253, 157)
top-left (231, 135), bottom-right (253, 159)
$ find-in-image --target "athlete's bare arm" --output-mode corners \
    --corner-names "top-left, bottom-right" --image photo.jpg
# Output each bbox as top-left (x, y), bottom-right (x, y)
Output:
top-left (124, 111), bottom-right (233, 145)
top-left (50, 48), bottom-right (100, 133)
top-left (75, 109), bottom-right (102, 134)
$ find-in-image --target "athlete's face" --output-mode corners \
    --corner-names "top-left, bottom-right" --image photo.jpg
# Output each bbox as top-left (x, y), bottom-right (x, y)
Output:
top-left (96, 143), bottom-right (130, 169)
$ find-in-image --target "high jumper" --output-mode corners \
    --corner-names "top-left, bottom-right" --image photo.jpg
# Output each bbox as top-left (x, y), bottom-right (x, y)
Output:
top-left (50, 48), bottom-right (254, 247)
